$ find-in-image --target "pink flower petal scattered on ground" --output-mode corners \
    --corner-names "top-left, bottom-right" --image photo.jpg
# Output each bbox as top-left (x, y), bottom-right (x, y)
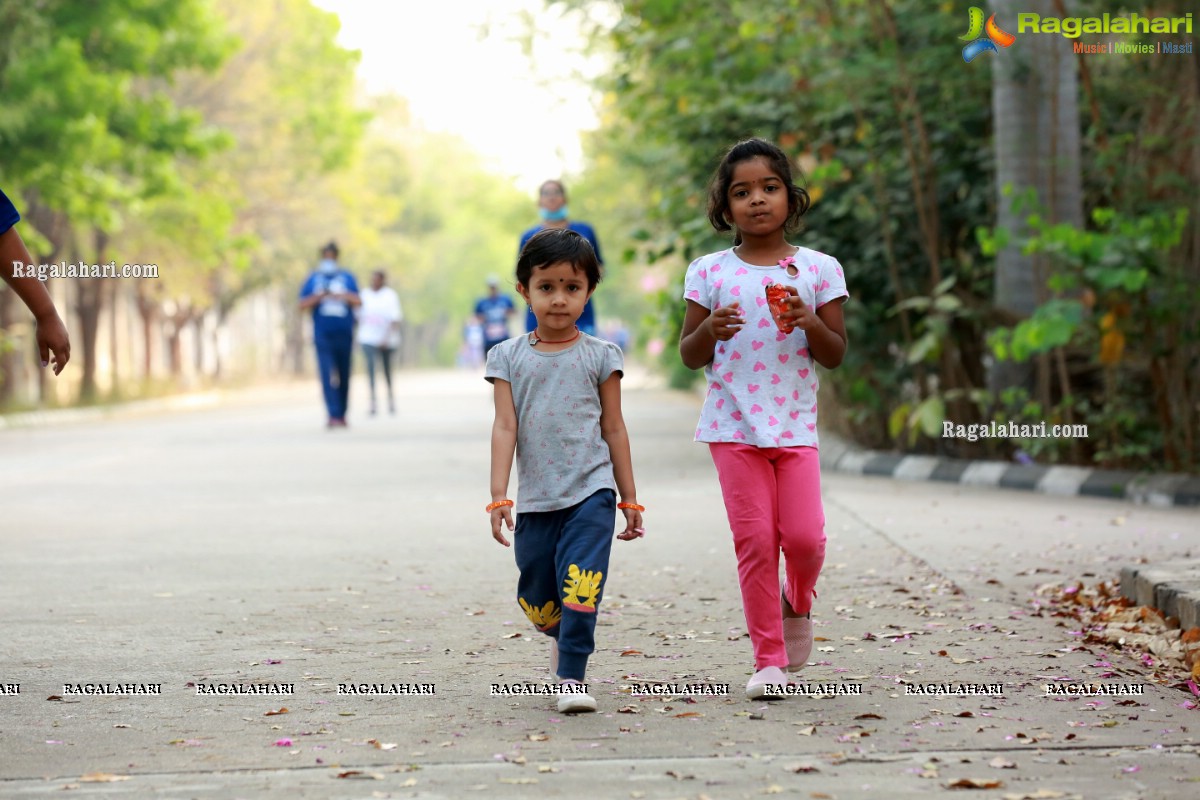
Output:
top-left (1122, 765), bottom-right (1141, 773)
top-left (273, 738), bottom-right (293, 747)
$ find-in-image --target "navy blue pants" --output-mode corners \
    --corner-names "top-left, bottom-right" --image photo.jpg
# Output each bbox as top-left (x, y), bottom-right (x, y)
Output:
top-left (514, 489), bottom-right (616, 681)
top-left (314, 328), bottom-right (353, 420)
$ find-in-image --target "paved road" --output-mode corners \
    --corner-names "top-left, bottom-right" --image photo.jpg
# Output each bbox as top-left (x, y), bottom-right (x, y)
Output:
top-left (1, 370), bottom-right (1196, 799)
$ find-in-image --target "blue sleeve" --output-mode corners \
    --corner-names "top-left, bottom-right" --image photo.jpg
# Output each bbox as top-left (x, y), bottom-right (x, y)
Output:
top-left (343, 271), bottom-right (359, 293)
top-left (0, 189), bottom-right (20, 235)
top-left (518, 226), bottom-right (537, 256)
top-left (573, 222), bottom-right (603, 265)
top-left (474, 298), bottom-right (485, 316)
top-left (503, 295), bottom-right (515, 311)
top-left (299, 273), bottom-right (318, 299)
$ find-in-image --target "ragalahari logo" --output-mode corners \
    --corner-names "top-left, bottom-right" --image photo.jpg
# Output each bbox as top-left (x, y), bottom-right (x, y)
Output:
top-left (961, 6), bottom-right (1016, 62)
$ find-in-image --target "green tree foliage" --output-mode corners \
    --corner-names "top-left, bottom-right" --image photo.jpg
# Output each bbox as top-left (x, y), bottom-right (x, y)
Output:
top-left (126, 0), bottom-right (368, 379)
top-left (0, 0), bottom-right (235, 400)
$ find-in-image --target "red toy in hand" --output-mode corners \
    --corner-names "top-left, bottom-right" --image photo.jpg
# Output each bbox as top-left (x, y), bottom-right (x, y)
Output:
top-left (766, 284), bottom-right (794, 333)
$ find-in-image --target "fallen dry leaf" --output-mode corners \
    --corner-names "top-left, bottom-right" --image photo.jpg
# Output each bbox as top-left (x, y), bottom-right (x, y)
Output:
top-left (1000, 791), bottom-right (1066, 800)
top-left (367, 739), bottom-right (398, 750)
top-left (335, 771), bottom-right (384, 780)
top-left (264, 707), bottom-right (288, 716)
top-left (948, 778), bottom-right (1004, 789)
top-left (989, 756), bottom-right (1017, 769)
top-left (79, 773), bottom-right (131, 783)
top-left (527, 733), bottom-right (550, 741)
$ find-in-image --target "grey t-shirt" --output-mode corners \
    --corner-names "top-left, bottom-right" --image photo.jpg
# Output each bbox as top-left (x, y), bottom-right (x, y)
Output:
top-left (485, 333), bottom-right (624, 513)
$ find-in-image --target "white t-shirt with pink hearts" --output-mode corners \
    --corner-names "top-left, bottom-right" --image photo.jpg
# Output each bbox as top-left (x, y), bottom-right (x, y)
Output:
top-left (683, 246), bottom-right (848, 448)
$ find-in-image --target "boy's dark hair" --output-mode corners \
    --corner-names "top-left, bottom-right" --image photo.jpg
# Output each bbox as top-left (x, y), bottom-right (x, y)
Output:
top-left (321, 240), bottom-right (339, 257)
top-left (706, 138), bottom-right (811, 242)
top-left (516, 228), bottom-right (602, 290)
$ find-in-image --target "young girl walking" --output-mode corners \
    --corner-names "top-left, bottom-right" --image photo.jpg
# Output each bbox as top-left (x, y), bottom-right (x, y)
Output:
top-left (679, 138), bottom-right (848, 700)
top-left (487, 227), bottom-right (644, 714)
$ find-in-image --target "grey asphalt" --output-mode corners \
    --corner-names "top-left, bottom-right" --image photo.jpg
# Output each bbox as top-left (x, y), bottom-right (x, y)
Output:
top-left (1, 369), bottom-right (1197, 799)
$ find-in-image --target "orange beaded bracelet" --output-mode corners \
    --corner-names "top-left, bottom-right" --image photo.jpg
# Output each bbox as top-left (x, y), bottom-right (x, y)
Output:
top-left (485, 499), bottom-right (514, 513)
top-left (617, 502), bottom-right (645, 512)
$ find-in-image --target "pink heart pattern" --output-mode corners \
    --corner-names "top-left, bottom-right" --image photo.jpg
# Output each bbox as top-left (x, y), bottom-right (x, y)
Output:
top-left (689, 249), bottom-right (844, 447)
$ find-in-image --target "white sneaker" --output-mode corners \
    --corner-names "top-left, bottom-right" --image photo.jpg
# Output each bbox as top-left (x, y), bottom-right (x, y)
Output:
top-left (745, 666), bottom-right (787, 700)
top-left (556, 680), bottom-right (597, 713)
top-left (784, 615), bottom-right (813, 672)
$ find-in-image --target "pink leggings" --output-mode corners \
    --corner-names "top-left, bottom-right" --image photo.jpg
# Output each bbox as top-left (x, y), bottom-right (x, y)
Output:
top-left (709, 443), bottom-right (826, 670)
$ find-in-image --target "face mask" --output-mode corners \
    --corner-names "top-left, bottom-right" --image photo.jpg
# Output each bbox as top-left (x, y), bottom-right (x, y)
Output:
top-left (539, 205), bottom-right (568, 222)
top-left (318, 258), bottom-right (337, 273)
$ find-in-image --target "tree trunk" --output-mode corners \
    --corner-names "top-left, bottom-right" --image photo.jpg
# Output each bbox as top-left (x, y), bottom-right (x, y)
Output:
top-left (136, 282), bottom-right (158, 379)
top-left (76, 275), bottom-right (103, 403)
top-left (988, 0), bottom-right (1084, 395)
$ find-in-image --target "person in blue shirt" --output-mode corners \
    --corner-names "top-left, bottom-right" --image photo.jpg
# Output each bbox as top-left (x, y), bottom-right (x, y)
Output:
top-left (518, 180), bottom-right (602, 336)
top-left (474, 276), bottom-right (516, 356)
top-left (298, 241), bottom-right (360, 428)
top-left (1, 188), bottom-right (70, 375)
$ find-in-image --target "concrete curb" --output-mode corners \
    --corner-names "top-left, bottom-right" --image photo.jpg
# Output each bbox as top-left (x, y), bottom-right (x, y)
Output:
top-left (817, 431), bottom-right (1200, 508)
top-left (1120, 560), bottom-right (1200, 630)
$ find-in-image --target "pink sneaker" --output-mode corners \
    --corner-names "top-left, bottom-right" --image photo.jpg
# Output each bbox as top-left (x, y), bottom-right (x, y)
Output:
top-left (782, 583), bottom-right (813, 672)
top-left (783, 615), bottom-right (813, 672)
top-left (745, 666), bottom-right (787, 700)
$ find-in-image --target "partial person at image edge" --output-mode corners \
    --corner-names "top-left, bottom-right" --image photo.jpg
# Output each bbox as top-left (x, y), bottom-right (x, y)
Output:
top-left (0, 187), bottom-right (71, 375)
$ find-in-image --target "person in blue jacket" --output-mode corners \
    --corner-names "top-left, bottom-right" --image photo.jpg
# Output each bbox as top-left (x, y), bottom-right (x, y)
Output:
top-left (518, 180), bottom-right (602, 336)
top-left (299, 241), bottom-right (360, 428)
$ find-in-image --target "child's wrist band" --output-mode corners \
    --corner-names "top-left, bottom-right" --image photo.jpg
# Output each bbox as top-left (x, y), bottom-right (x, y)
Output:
top-left (617, 502), bottom-right (645, 512)
top-left (485, 499), bottom-right (514, 512)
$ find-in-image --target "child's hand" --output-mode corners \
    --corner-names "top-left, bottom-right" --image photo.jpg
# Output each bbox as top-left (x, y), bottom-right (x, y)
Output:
top-left (705, 301), bottom-right (744, 341)
top-left (781, 288), bottom-right (821, 333)
top-left (616, 506), bottom-right (644, 541)
top-left (491, 506), bottom-right (514, 547)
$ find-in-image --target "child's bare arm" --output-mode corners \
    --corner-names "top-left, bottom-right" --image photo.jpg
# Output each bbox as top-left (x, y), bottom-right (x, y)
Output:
top-left (779, 293), bottom-right (847, 369)
top-left (489, 379), bottom-right (518, 546)
top-left (599, 373), bottom-right (643, 540)
top-left (0, 227), bottom-right (70, 374)
top-left (679, 299), bottom-right (743, 370)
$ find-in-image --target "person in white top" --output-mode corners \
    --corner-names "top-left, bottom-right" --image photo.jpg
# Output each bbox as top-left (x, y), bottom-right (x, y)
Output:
top-left (357, 270), bottom-right (403, 415)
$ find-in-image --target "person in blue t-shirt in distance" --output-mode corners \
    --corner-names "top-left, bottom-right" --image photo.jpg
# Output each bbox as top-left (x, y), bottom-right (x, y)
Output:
top-left (298, 241), bottom-right (360, 428)
top-left (518, 180), bottom-right (602, 336)
top-left (474, 275), bottom-right (516, 356)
